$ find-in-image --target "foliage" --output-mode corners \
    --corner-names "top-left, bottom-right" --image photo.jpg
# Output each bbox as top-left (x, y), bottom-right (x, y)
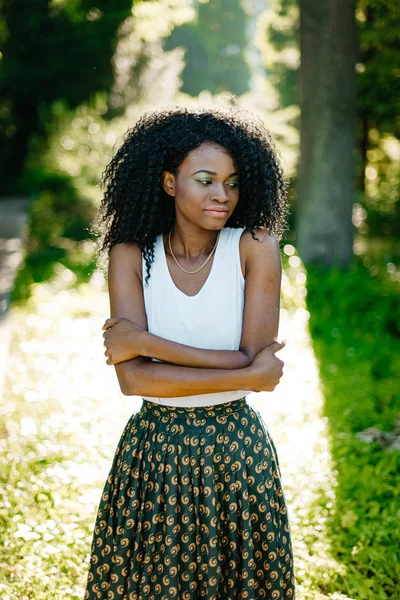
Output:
top-left (304, 259), bottom-right (400, 598)
top-left (0, 0), bottom-right (132, 190)
top-left (108, 0), bottom-right (193, 111)
top-left (262, 0), bottom-right (400, 133)
top-left (357, 0), bottom-right (400, 138)
top-left (280, 245), bottom-right (400, 597)
top-left (358, 130), bottom-right (400, 228)
top-left (165, 0), bottom-right (251, 96)
top-left (12, 170), bottom-right (98, 303)
top-left (260, 0), bottom-right (300, 109)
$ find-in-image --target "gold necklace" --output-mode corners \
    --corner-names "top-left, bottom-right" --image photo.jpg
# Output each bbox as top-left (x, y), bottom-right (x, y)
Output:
top-left (168, 228), bottom-right (221, 274)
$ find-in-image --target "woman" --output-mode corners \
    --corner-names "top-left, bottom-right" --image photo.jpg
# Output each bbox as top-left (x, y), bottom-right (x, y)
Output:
top-left (84, 105), bottom-right (296, 599)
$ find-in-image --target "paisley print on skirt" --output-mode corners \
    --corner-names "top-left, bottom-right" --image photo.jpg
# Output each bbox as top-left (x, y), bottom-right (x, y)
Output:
top-left (84, 396), bottom-right (296, 599)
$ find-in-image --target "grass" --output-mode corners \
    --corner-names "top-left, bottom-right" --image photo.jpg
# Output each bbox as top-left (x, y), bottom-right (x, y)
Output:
top-left (0, 246), bottom-right (399, 599)
top-left (304, 260), bottom-right (400, 599)
top-left (0, 272), bottom-right (137, 599)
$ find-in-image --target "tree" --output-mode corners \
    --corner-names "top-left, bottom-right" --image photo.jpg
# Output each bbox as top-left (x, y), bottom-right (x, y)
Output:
top-left (356, 0), bottom-right (400, 193)
top-left (265, 0), bottom-right (400, 242)
top-left (0, 0), bottom-right (132, 193)
top-left (296, 0), bottom-right (358, 267)
top-left (165, 0), bottom-right (251, 96)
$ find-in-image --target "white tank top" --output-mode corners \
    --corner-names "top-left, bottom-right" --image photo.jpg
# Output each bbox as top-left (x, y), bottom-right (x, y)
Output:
top-left (141, 226), bottom-right (252, 406)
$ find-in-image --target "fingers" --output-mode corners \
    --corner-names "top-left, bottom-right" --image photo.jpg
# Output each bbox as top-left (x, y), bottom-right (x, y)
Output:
top-left (102, 320), bottom-right (116, 365)
top-left (102, 325), bottom-right (115, 338)
top-left (268, 340), bottom-right (286, 353)
top-left (102, 317), bottom-right (119, 330)
top-left (104, 348), bottom-right (114, 365)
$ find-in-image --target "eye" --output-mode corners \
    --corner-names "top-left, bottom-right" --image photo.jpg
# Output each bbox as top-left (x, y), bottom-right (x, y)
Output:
top-left (196, 179), bottom-right (239, 187)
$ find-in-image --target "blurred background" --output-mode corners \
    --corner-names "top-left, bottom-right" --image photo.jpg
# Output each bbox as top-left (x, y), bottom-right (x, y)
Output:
top-left (0, 1), bottom-right (399, 598)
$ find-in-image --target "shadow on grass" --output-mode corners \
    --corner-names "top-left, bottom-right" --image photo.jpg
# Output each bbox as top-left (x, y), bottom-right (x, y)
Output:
top-left (305, 260), bottom-right (400, 599)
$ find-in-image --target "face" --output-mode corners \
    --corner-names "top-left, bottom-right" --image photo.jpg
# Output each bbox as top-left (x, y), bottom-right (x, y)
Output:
top-left (161, 142), bottom-right (240, 231)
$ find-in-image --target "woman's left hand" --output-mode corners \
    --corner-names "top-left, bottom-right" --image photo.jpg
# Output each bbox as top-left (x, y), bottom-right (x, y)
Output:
top-left (102, 317), bottom-right (147, 365)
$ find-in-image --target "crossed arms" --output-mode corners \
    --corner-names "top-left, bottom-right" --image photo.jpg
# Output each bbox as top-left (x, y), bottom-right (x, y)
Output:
top-left (104, 229), bottom-right (284, 397)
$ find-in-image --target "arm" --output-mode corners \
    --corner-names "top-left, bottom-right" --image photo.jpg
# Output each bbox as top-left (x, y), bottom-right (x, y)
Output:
top-left (143, 332), bottom-right (253, 369)
top-left (106, 243), bottom-right (254, 397)
top-left (147, 227), bottom-right (283, 367)
top-left (122, 360), bottom-right (252, 397)
top-left (238, 227), bottom-right (282, 360)
top-left (103, 321), bottom-right (253, 369)
top-left (104, 226), bottom-right (281, 372)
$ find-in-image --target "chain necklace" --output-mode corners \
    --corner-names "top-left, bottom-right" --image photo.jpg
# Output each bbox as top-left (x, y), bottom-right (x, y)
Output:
top-left (168, 228), bottom-right (221, 274)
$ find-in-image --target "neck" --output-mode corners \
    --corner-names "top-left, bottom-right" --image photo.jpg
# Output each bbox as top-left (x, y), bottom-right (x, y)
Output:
top-left (167, 226), bottom-right (220, 260)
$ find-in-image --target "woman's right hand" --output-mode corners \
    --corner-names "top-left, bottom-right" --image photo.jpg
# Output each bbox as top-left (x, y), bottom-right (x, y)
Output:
top-left (247, 340), bottom-right (286, 392)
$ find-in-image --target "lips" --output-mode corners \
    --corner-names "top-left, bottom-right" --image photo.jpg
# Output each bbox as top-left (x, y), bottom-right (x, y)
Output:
top-left (204, 208), bottom-right (229, 218)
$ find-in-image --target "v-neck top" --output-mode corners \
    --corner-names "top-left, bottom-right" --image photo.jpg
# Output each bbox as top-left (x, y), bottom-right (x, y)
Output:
top-left (141, 226), bottom-right (252, 406)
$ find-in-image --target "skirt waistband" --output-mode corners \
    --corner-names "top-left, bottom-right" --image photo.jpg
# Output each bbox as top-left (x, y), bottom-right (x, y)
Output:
top-left (140, 396), bottom-right (248, 421)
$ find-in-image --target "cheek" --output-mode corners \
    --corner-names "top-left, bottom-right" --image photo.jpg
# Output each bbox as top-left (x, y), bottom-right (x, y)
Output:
top-left (175, 181), bottom-right (205, 203)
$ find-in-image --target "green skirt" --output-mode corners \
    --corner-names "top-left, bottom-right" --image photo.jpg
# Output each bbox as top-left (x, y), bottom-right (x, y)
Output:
top-left (84, 397), bottom-right (296, 599)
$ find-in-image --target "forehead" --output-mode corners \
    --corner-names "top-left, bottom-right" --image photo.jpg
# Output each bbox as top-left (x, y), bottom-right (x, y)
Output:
top-left (179, 142), bottom-right (236, 172)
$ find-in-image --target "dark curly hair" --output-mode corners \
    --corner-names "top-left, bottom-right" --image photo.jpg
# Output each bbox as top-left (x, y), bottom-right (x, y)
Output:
top-left (93, 104), bottom-right (289, 284)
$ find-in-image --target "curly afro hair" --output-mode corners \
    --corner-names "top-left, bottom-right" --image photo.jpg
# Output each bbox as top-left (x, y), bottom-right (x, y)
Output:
top-left (93, 104), bottom-right (290, 284)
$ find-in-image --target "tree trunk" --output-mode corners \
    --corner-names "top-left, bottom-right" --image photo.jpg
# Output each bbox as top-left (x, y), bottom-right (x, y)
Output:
top-left (297, 0), bottom-right (358, 267)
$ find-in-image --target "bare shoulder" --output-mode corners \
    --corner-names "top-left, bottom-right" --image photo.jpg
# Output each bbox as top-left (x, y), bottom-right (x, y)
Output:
top-left (241, 226), bottom-right (279, 246)
top-left (108, 241), bottom-right (143, 282)
top-left (240, 227), bottom-right (281, 276)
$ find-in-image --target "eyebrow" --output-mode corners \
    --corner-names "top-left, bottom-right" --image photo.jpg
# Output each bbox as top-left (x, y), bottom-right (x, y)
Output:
top-left (191, 169), bottom-right (238, 176)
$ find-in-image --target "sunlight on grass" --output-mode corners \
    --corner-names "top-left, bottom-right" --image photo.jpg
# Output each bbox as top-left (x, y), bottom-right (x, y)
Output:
top-left (0, 267), bottom-right (140, 598)
top-left (1, 258), bottom-right (354, 599)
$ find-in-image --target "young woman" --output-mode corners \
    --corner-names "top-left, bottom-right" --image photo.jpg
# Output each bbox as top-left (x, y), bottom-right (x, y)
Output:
top-left (84, 106), bottom-right (296, 599)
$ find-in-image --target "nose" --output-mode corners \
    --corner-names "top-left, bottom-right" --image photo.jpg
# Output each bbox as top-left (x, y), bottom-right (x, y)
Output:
top-left (211, 182), bottom-right (230, 201)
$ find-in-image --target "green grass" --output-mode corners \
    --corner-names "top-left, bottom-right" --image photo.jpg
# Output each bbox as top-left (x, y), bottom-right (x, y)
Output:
top-left (303, 260), bottom-right (400, 599)
top-left (1, 247), bottom-right (399, 599)
top-left (0, 274), bottom-right (134, 599)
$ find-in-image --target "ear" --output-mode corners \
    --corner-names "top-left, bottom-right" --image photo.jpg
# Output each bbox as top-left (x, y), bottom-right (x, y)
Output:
top-left (161, 170), bottom-right (176, 197)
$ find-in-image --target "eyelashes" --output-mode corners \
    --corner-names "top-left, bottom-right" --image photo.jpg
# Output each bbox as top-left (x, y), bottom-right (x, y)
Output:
top-left (196, 180), bottom-right (239, 187)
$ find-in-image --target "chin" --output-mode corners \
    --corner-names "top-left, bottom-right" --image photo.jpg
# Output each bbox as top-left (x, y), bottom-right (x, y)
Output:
top-left (202, 222), bottom-right (225, 231)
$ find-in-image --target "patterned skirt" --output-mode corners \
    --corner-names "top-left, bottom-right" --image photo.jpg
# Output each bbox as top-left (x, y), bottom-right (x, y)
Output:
top-left (84, 397), bottom-right (296, 599)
